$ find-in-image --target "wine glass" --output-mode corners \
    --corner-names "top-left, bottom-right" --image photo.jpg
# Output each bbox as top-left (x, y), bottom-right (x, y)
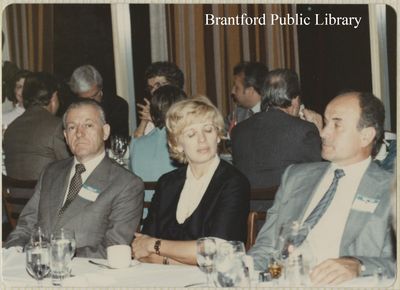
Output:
top-left (110, 135), bottom-right (129, 165)
top-left (50, 228), bottom-right (76, 286)
top-left (25, 242), bottom-right (51, 286)
top-left (214, 241), bottom-right (250, 287)
top-left (196, 237), bottom-right (217, 286)
top-left (30, 226), bottom-right (49, 246)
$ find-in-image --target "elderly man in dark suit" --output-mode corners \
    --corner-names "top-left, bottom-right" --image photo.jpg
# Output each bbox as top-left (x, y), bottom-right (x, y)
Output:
top-left (231, 69), bottom-right (321, 203)
top-left (249, 92), bottom-right (395, 285)
top-left (69, 64), bottom-right (130, 139)
top-left (5, 100), bottom-right (144, 258)
top-left (4, 72), bottom-right (71, 181)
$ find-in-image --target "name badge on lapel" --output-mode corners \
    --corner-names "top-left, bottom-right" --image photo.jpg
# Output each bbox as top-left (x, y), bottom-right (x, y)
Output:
top-left (351, 195), bottom-right (379, 213)
top-left (78, 185), bottom-right (100, 202)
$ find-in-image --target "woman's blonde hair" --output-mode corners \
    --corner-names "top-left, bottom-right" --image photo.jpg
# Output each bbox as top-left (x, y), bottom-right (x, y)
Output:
top-left (166, 96), bottom-right (225, 163)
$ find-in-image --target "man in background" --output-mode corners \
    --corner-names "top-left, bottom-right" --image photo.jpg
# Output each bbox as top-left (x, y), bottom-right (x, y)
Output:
top-left (69, 64), bottom-right (129, 139)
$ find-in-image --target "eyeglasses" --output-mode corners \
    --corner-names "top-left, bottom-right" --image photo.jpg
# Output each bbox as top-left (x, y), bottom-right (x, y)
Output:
top-left (86, 89), bottom-right (103, 100)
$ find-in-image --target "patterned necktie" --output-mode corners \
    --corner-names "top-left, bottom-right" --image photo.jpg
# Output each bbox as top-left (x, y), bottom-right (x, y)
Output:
top-left (58, 164), bottom-right (86, 216)
top-left (247, 109), bottom-right (254, 118)
top-left (294, 169), bottom-right (345, 246)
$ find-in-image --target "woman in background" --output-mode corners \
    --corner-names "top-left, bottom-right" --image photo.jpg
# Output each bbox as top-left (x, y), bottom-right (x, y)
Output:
top-left (132, 96), bottom-right (250, 265)
top-left (3, 70), bottom-right (30, 129)
top-left (130, 85), bottom-right (187, 181)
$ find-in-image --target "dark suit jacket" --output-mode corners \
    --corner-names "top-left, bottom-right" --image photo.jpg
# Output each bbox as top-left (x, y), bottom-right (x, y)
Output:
top-left (101, 92), bottom-right (129, 138)
top-left (142, 160), bottom-right (250, 243)
top-left (231, 108), bottom-right (321, 189)
top-left (5, 156), bottom-right (144, 258)
top-left (4, 106), bottom-right (71, 181)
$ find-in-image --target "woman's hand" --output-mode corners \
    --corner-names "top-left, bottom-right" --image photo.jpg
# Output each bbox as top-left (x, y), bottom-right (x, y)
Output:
top-left (131, 232), bottom-right (156, 259)
top-left (137, 98), bottom-right (152, 122)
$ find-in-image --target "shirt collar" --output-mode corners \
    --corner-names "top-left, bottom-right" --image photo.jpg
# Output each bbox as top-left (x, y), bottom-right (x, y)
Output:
top-left (331, 156), bottom-right (371, 176)
top-left (251, 102), bottom-right (261, 113)
top-left (73, 151), bottom-right (106, 174)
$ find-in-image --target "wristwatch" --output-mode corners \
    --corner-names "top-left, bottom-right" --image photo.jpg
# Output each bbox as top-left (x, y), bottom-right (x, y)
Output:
top-left (154, 239), bottom-right (161, 255)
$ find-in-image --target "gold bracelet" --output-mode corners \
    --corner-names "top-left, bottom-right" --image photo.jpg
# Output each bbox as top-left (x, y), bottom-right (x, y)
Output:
top-left (163, 256), bottom-right (169, 265)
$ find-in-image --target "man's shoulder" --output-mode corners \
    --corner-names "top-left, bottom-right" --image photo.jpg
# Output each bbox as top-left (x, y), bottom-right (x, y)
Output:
top-left (285, 161), bottom-right (329, 177)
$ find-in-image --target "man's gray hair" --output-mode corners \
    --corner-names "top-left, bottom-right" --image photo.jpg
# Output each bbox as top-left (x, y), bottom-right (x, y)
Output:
top-left (69, 65), bottom-right (103, 94)
top-left (63, 99), bottom-right (107, 128)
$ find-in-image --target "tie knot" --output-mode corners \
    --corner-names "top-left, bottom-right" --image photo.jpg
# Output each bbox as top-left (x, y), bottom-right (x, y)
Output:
top-left (334, 169), bottom-right (345, 179)
top-left (75, 164), bottom-right (86, 174)
top-left (248, 109), bottom-right (254, 117)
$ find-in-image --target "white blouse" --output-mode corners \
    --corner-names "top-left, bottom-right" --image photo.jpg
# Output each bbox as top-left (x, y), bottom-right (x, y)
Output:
top-left (176, 155), bottom-right (220, 224)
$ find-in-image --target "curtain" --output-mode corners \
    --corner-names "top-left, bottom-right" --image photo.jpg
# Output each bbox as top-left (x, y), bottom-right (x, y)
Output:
top-left (165, 4), bottom-right (299, 115)
top-left (4, 4), bottom-right (54, 72)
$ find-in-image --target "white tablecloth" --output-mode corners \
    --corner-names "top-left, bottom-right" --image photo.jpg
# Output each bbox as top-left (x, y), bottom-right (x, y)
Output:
top-left (1, 248), bottom-right (395, 288)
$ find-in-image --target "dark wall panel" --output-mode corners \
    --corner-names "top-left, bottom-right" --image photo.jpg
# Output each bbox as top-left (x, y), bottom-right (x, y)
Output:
top-left (297, 4), bottom-right (372, 115)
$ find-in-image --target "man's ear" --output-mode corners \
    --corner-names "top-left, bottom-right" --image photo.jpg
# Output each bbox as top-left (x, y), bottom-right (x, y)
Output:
top-left (360, 127), bottom-right (376, 147)
top-left (102, 124), bottom-right (111, 141)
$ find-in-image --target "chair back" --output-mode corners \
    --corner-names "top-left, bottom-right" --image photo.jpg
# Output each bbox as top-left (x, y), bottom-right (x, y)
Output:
top-left (136, 182), bottom-right (157, 232)
top-left (246, 211), bottom-right (267, 250)
top-left (2, 174), bottom-right (37, 229)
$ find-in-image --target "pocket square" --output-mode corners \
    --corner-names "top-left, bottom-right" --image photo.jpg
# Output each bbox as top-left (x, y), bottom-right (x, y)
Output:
top-left (79, 185), bottom-right (100, 202)
top-left (351, 195), bottom-right (379, 213)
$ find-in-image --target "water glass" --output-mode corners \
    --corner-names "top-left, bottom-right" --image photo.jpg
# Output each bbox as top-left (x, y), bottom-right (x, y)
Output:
top-left (110, 135), bottom-right (129, 164)
top-left (196, 237), bottom-right (217, 286)
top-left (50, 229), bottom-right (76, 286)
top-left (214, 241), bottom-right (250, 287)
top-left (25, 242), bottom-right (51, 285)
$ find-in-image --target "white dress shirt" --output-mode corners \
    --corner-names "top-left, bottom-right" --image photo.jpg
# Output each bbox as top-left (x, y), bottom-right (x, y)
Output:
top-left (2, 104), bottom-right (25, 128)
top-left (176, 156), bottom-right (220, 224)
top-left (301, 157), bottom-right (371, 264)
top-left (62, 152), bottom-right (106, 205)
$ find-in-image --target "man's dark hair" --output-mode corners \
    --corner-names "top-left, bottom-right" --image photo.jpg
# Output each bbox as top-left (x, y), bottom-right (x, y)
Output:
top-left (261, 69), bottom-right (301, 111)
top-left (150, 85), bottom-right (187, 128)
top-left (9, 70), bottom-right (31, 103)
top-left (353, 91), bottom-right (385, 156)
top-left (23, 72), bottom-right (59, 109)
top-left (233, 61), bottom-right (269, 96)
top-left (145, 62), bottom-right (184, 89)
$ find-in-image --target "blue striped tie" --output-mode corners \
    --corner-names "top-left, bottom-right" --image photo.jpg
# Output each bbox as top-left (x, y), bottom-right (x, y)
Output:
top-left (294, 169), bottom-right (345, 246)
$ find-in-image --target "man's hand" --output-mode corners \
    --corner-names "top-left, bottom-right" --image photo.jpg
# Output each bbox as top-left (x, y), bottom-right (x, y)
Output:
top-left (309, 257), bottom-right (361, 286)
top-left (137, 98), bottom-right (151, 122)
top-left (301, 108), bottom-right (323, 135)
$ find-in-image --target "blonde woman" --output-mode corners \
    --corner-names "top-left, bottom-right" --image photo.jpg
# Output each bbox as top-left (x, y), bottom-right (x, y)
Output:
top-left (132, 96), bottom-right (250, 265)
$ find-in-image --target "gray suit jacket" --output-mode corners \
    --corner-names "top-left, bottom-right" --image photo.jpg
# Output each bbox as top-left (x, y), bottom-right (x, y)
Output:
top-left (4, 106), bottom-right (71, 181)
top-left (5, 156), bottom-right (144, 258)
top-left (248, 161), bottom-right (395, 277)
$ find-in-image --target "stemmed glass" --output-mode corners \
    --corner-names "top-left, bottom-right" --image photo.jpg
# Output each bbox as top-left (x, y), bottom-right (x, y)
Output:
top-left (196, 237), bottom-right (217, 286)
top-left (214, 241), bottom-right (250, 287)
top-left (25, 242), bottom-right (51, 286)
top-left (30, 226), bottom-right (49, 246)
top-left (110, 135), bottom-right (129, 165)
top-left (50, 228), bottom-right (76, 286)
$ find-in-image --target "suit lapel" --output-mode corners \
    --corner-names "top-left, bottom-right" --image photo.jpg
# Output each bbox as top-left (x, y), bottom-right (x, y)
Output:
top-left (288, 163), bottom-right (330, 223)
top-left (54, 157), bottom-right (111, 230)
top-left (49, 159), bottom-right (74, 231)
top-left (340, 163), bottom-right (384, 251)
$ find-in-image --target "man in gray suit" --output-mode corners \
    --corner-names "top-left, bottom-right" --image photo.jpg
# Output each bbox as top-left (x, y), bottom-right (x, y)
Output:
top-left (249, 91), bottom-right (395, 285)
top-left (4, 72), bottom-right (70, 181)
top-left (5, 100), bottom-right (144, 258)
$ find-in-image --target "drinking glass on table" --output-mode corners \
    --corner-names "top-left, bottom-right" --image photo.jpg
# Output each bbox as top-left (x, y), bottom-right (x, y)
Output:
top-left (30, 226), bottom-right (49, 246)
top-left (50, 228), bottom-right (76, 286)
top-left (214, 241), bottom-right (250, 287)
top-left (196, 237), bottom-right (217, 286)
top-left (25, 242), bottom-right (51, 286)
top-left (110, 135), bottom-right (129, 165)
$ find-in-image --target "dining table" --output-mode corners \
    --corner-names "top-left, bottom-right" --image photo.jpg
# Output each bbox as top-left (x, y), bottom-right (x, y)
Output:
top-left (1, 248), bottom-right (396, 288)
